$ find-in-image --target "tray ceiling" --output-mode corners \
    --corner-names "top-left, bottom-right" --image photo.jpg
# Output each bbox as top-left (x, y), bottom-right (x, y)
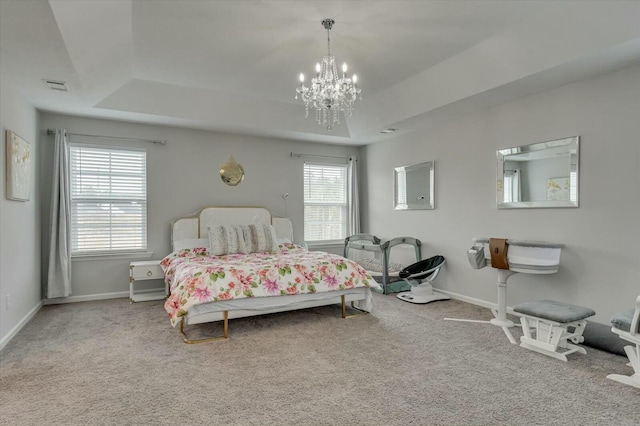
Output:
top-left (1, 1), bottom-right (639, 145)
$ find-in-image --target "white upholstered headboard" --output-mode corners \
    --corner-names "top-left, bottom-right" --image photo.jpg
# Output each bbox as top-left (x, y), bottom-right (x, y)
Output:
top-left (171, 206), bottom-right (293, 250)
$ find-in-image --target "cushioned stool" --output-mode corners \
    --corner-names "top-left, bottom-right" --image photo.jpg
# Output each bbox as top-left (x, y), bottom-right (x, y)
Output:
top-left (606, 295), bottom-right (640, 388)
top-left (513, 300), bottom-right (595, 361)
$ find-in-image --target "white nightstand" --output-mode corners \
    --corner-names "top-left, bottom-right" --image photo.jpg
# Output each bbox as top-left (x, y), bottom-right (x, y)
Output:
top-left (129, 260), bottom-right (167, 303)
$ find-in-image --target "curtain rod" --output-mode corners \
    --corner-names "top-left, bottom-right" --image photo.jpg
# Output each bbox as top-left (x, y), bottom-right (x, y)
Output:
top-left (290, 152), bottom-right (351, 160)
top-left (46, 129), bottom-right (167, 145)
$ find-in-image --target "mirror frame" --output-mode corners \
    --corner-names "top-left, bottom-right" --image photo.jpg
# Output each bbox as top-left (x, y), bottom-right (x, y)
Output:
top-left (394, 161), bottom-right (435, 210)
top-left (497, 136), bottom-right (579, 209)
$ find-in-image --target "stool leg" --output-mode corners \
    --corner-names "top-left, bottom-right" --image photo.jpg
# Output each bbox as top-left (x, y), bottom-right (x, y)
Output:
top-left (520, 340), bottom-right (569, 362)
top-left (607, 344), bottom-right (640, 388)
top-left (625, 345), bottom-right (640, 372)
top-left (518, 317), bottom-right (589, 361)
top-left (520, 317), bottom-right (532, 339)
top-left (606, 373), bottom-right (640, 388)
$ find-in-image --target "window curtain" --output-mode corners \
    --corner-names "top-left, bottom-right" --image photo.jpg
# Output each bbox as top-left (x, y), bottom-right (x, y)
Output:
top-left (347, 156), bottom-right (360, 235)
top-left (46, 129), bottom-right (72, 298)
top-left (512, 169), bottom-right (522, 202)
top-left (503, 169), bottom-right (521, 203)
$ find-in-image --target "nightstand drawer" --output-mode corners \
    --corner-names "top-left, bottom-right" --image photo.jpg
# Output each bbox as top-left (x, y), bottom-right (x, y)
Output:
top-left (130, 262), bottom-right (163, 280)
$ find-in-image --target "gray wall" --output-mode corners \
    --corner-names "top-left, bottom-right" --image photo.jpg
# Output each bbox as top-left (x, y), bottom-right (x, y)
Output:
top-left (38, 113), bottom-right (359, 300)
top-left (362, 63), bottom-right (640, 324)
top-left (0, 74), bottom-right (41, 347)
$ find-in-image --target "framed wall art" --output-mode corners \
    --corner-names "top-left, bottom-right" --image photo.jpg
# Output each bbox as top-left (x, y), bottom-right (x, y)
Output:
top-left (546, 176), bottom-right (570, 201)
top-left (5, 130), bottom-right (31, 201)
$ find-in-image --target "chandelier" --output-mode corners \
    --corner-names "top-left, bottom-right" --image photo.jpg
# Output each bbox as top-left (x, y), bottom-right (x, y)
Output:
top-left (295, 19), bottom-right (361, 130)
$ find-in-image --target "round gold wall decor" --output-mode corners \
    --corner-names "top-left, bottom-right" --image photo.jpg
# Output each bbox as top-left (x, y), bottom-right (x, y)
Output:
top-left (220, 155), bottom-right (244, 186)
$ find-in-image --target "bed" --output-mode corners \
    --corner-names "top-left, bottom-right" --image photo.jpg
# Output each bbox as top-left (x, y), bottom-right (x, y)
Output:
top-left (163, 206), bottom-right (380, 343)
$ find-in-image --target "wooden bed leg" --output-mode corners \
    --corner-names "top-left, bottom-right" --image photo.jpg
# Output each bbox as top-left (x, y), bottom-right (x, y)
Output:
top-left (179, 311), bottom-right (229, 344)
top-left (341, 295), bottom-right (369, 319)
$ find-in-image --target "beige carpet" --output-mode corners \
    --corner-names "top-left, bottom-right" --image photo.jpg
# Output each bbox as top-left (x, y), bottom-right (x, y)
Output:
top-left (1, 293), bottom-right (638, 426)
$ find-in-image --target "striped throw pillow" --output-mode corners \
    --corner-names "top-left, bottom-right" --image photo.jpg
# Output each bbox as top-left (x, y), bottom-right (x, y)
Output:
top-left (243, 224), bottom-right (280, 253)
top-left (207, 225), bottom-right (244, 256)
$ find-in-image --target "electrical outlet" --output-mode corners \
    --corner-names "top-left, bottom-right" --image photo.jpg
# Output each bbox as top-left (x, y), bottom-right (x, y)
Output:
top-left (5, 294), bottom-right (10, 310)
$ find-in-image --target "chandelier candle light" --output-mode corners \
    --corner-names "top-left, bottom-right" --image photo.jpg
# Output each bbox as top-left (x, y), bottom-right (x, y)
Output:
top-left (295, 19), bottom-right (361, 130)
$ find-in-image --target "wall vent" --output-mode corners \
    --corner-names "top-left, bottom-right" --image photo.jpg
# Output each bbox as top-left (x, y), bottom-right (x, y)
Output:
top-left (43, 79), bottom-right (69, 91)
top-left (379, 128), bottom-right (398, 134)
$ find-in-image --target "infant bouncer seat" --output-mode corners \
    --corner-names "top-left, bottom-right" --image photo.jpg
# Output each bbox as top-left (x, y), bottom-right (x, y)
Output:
top-left (397, 255), bottom-right (450, 304)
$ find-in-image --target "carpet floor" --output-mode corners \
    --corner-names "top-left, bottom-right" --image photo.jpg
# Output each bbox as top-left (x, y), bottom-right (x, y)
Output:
top-left (1, 293), bottom-right (638, 426)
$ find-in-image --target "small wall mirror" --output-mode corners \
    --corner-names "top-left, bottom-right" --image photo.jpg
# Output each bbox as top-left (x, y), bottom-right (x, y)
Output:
top-left (497, 136), bottom-right (579, 209)
top-left (394, 161), bottom-right (435, 210)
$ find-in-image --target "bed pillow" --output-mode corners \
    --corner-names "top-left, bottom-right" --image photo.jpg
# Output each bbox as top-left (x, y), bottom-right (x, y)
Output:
top-left (243, 224), bottom-right (280, 253)
top-left (277, 237), bottom-right (292, 245)
top-left (207, 225), bottom-right (244, 256)
top-left (173, 237), bottom-right (209, 252)
top-left (237, 225), bottom-right (251, 255)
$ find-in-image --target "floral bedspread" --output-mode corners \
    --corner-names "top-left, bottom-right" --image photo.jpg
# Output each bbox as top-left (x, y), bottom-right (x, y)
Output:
top-left (161, 243), bottom-right (377, 326)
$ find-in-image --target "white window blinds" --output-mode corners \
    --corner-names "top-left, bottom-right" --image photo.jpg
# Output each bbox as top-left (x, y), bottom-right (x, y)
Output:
top-left (303, 163), bottom-right (348, 242)
top-left (503, 174), bottom-right (514, 203)
top-left (69, 145), bottom-right (147, 254)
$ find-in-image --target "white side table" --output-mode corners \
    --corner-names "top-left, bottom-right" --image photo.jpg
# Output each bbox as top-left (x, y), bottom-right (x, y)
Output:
top-left (129, 260), bottom-right (167, 303)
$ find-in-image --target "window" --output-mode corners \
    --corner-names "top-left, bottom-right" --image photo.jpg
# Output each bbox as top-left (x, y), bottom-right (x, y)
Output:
top-left (303, 162), bottom-right (348, 243)
top-left (69, 145), bottom-right (147, 255)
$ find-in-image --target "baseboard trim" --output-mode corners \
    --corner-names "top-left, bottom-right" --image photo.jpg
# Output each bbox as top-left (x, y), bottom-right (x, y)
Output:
top-left (2, 288), bottom-right (165, 350)
top-left (43, 288), bottom-right (164, 305)
top-left (0, 301), bottom-right (43, 352)
top-left (436, 289), bottom-right (517, 315)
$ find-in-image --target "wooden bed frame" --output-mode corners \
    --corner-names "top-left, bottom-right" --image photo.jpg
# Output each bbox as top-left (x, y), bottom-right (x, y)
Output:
top-left (170, 206), bottom-right (373, 343)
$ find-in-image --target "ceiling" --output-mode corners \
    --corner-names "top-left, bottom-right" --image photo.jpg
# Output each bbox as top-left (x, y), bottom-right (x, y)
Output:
top-left (1, 0), bottom-right (639, 146)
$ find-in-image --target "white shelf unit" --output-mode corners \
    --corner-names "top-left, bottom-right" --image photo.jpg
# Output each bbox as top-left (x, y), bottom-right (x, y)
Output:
top-left (129, 260), bottom-right (167, 303)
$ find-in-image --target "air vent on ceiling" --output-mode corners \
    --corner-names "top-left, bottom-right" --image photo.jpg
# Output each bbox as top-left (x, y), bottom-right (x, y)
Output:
top-left (43, 79), bottom-right (69, 91)
top-left (380, 128), bottom-right (398, 134)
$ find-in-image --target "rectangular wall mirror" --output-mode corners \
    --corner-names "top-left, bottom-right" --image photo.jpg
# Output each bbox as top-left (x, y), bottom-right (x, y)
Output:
top-left (394, 161), bottom-right (435, 210)
top-left (497, 136), bottom-right (579, 209)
